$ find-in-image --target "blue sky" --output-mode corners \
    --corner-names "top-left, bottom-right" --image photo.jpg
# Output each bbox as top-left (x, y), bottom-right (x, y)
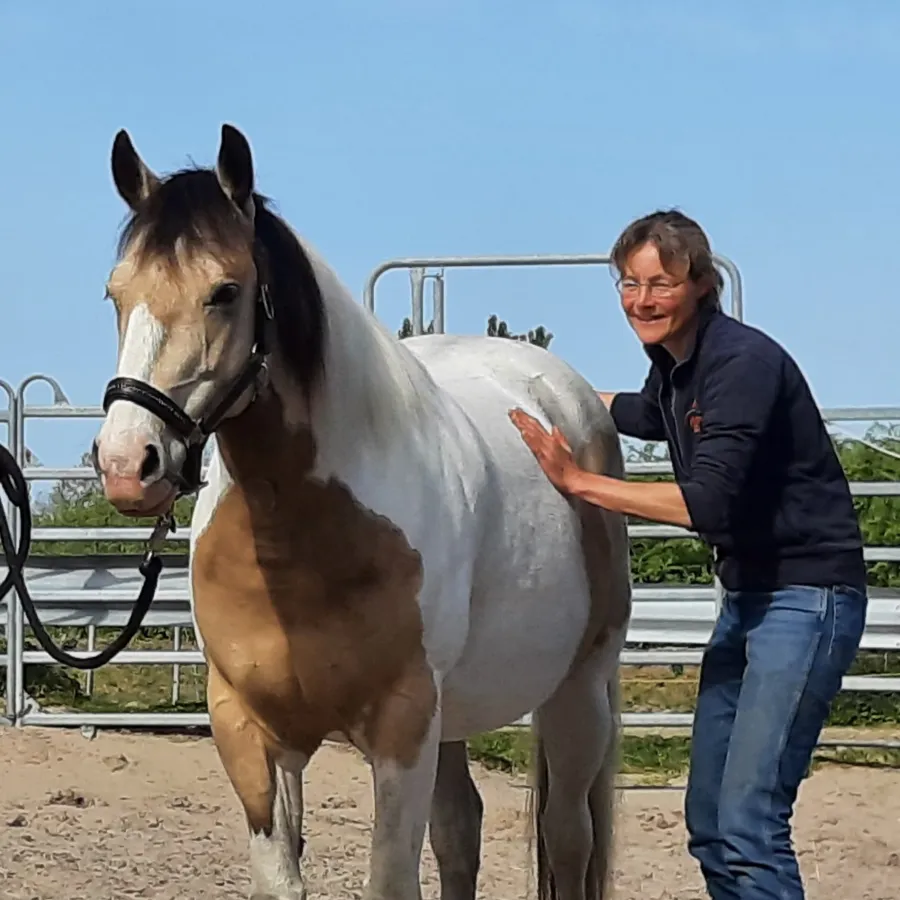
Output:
top-left (1, 0), bottom-right (899, 470)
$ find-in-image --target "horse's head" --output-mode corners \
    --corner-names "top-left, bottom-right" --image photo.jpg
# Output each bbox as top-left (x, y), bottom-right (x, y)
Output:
top-left (93, 124), bottom-right (279, 517)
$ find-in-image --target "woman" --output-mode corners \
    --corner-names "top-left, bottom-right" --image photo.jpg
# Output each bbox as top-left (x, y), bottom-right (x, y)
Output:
top-left (509, 209), bottom-right (868, 900)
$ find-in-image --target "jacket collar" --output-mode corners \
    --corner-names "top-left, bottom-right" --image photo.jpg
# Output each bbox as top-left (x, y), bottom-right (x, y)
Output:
top-left (643, 303), bottom-right (722, 374)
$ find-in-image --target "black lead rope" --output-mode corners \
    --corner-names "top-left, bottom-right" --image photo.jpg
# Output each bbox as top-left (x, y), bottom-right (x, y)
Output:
top-left (0, 440), bottom-right (171, 671)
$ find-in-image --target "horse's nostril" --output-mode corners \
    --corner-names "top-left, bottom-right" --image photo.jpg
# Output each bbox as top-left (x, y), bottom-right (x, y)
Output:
top-left (141, 444), bottom-right (162, 481)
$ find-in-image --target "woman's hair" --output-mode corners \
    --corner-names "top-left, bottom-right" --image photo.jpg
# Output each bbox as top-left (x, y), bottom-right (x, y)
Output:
top-left (610, 209), bottom-right (724, 311)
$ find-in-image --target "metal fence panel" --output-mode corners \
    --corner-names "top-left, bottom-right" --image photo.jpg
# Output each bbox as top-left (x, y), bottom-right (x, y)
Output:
top-left (0, 378), bottom-right (17, 725)
top-left (3, 357), bottom-right (900, 738)
top-left (361, 252), bottom-right (745, 327)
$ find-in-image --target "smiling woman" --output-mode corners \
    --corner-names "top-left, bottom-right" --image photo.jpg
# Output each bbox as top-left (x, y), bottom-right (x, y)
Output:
top-left (510, 208), bottom-right (869, 900)
top-left (611, 210), bottom-right (723, 355)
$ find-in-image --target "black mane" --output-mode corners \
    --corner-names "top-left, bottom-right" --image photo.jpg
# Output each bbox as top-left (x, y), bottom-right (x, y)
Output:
top-left (117, 167), bottom-right (326, 389)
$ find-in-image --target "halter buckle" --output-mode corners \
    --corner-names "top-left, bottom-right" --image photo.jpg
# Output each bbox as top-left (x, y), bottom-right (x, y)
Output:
top-left (260, 283), bottom-right (274, 320)
top-left (143, 511), bottom-right (176, 566)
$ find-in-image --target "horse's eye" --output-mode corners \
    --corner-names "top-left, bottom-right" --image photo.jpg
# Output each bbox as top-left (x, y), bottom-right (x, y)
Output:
top-left (206, 282), bottom-right (241, 308)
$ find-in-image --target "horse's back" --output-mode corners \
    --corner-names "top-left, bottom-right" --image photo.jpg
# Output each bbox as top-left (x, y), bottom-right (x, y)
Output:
top-left (404, 333), bottom-right (621, 485)
top-left (403, 334), bottom-right (630, 736)
top-left (404, 333), bottom-right (603, 421)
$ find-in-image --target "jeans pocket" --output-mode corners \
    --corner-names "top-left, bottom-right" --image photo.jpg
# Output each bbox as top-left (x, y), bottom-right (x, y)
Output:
top-left (828, 586), bottom-right (868, 674)
top-left (766, 584), bottom-right (829, 622)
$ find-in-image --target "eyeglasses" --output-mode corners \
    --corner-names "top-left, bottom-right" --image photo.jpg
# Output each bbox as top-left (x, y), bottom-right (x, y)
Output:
top-left (615, 277), bottom-right (687, 299)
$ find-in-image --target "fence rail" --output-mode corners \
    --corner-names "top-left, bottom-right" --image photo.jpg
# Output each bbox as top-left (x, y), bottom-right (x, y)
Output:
top-left (0, 258), bottom-right (898, 735)
top-left (1, 374), bottom-right (899, 745)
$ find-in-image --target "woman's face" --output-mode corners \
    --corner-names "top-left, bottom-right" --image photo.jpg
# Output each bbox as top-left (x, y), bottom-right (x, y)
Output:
top-left (618, 241), bottom-right (708, 351)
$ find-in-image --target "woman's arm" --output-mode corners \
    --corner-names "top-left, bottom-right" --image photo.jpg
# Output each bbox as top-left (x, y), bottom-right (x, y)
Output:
top-left (509, 408), bottom-right (691, 528)
top-left (675, 351), bottom-right (781, 536)
top-left (566, 472), bottom-right (692, 528)
top-left (511, 349), bottom-right (781, 533)
top-left (598, 371), bottom-right (667, 442)
top-left (580, 351), bottom-right (782, 532)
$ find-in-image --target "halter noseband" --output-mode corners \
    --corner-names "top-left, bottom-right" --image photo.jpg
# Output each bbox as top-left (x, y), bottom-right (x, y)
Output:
top-left (101, 248), bottom-right (274, 498)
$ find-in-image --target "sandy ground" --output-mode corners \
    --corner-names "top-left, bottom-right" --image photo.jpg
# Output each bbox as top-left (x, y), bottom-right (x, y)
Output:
top-left (0, 727), bottom-right (897, 900)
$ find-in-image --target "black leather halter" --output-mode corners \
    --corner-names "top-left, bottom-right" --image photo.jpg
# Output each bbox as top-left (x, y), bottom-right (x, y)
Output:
top-left (101, 250), bottom-right (274, 498)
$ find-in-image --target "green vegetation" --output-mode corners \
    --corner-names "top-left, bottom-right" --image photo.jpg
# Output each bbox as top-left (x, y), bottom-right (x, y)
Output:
top-left (3, 313), bottom-right (900, 781)
top-left (398, 313), bottom-right (554, 349)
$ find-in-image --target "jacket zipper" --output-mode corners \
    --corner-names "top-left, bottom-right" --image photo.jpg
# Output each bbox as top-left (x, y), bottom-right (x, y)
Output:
top-left (659, 371), bottom-right (686, 476)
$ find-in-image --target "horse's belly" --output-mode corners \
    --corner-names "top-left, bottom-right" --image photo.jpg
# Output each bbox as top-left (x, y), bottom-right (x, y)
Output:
top-left (409, 340), bottom-right (623, 739)
top-left (439, 560), bottom-right (593, 739)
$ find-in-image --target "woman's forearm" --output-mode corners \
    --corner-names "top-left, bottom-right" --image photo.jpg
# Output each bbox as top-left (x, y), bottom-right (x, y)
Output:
top-left (566, 469), bottom-right (693, 529)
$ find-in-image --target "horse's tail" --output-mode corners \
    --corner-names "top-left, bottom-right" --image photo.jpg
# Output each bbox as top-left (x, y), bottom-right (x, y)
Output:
top-left (525, 370), bottom-right (623, 900)
top-left (590, 671), bottom-right (621, 900)
top-left (530, 724), bottom-right (553, 900)
top-left (530, 672), bottom-right (621, 900)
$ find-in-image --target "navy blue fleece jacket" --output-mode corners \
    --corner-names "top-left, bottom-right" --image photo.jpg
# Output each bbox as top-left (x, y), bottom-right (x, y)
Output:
top-left (610, 307), bottom-right (866, 592)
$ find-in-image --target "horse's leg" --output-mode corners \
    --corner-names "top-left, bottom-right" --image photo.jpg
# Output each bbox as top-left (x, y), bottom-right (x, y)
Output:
top-left (363, 664), bottom-right (442, 900)
top-left (208, 664), bottom-right (310, 900)
top-left (531, 630), bottom-right (624, 900)
top-left (428, 741), bottom-right (484, 900)
top-left (247, 762), bottom-right (306, 900)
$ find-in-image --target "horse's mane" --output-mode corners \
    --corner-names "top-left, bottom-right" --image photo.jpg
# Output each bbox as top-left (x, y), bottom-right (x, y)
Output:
top-left (117, 166), bottom-right (434, 446)
top-left (117, 167), bottom-right (327, 390)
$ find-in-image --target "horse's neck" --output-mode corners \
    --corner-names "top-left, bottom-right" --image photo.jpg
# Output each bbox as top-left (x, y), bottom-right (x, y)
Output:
top-left (269, 252), bottom-right (434, 470)
top-left (216, 392), bottom-right (315, 494)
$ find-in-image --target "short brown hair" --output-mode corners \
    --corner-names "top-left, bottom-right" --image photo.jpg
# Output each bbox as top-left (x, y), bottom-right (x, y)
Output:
top-left (610, 209), bottom-right (723, 311)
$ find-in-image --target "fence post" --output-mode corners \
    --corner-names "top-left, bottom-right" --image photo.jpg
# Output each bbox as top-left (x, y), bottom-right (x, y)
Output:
top-left (431, 271), bottom-right (446, 334)
top-left (0, 379), bottom-right (17, 724)
top-left (13, 375), bottom-right (71, 724)
top-left (409, 268), bottom-right (426, 336)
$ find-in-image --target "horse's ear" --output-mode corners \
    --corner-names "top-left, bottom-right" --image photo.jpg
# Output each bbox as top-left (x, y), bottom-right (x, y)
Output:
top-left (111, 129), bottom-right (160, 211)
top-left (216, 123), bottom-right (255, 219)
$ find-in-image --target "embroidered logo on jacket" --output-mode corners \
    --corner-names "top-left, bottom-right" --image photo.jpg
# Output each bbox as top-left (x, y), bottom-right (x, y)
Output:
top-left (685, 400), bottom-right (703, 434)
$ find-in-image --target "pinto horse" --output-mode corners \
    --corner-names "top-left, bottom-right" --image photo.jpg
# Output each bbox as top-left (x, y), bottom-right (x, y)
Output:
top-left (92, 124), bottom-right (632, 900)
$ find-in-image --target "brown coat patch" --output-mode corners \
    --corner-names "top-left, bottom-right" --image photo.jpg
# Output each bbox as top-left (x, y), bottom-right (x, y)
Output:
top-left (569, 422), bottom-right (632, 668)
top-left (192, 392), bottom-right (437, 818)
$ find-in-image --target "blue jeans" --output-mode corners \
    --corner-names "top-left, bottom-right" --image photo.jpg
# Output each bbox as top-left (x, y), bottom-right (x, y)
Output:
top-left (684, 583), bottom-right (868, 900)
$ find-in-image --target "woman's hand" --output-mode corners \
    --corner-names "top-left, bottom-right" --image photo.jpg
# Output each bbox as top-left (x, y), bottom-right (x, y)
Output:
top-left (508, 408), bottom-right (581, 494)
top-left (596, 391), bottom-right (616, 410)
top-left (509, 407), bottom-right (692, 526)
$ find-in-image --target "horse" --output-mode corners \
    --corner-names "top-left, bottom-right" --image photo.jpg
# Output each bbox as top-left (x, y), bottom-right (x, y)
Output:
top-left (92, 123), bottom-right (633, 900)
